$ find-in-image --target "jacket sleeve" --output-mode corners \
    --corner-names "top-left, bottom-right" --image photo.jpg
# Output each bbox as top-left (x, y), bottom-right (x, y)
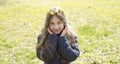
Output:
top-left (36, 34), bottom-right (58, 61)
top-left (58, 36), bottom-right (80, 62)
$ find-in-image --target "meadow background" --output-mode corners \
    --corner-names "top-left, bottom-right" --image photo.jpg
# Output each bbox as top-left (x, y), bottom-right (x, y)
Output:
top-left (0, 0), bottom-right (120, 64)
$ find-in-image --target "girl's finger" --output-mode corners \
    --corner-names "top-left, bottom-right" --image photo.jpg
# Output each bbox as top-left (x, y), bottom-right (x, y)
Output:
top-left (47, 28), bottom-right (53, 34)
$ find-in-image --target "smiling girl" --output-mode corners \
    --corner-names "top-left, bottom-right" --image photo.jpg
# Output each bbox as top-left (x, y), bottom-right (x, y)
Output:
top-left (36, 7), bottom-right (80, 64)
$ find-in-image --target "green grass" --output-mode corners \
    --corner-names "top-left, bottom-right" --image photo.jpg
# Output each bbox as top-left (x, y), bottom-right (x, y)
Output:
top-left (0, 0), bottom-right (120, 64)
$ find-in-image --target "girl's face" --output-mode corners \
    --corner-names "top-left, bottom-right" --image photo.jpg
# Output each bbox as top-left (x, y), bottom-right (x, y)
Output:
top-left (49, 15), bottom-right (64, 34)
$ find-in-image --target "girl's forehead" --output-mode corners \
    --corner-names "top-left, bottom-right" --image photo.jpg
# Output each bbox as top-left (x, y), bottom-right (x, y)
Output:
top-left (50, 15), bottom-right (61, 22)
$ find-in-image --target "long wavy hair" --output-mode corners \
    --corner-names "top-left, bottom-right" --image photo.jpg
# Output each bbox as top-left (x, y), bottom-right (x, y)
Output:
top-left (36, 7), bottom-right (76, 60)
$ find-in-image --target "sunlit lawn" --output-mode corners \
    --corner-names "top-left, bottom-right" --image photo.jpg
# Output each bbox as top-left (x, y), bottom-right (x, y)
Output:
top-left (0, 0), bottom-right (120, 64)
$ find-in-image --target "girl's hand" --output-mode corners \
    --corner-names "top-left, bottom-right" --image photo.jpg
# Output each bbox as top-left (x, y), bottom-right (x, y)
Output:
top-left (47, 28), bottom-right (53, 34)
top-left (60, 26), bottom-right (68, 36)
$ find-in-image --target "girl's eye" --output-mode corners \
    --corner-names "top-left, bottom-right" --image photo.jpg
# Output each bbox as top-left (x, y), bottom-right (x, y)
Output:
top-left (50, 23), bottom-right (54, 25)
top-left (58, 22), bottom-right (61, 24)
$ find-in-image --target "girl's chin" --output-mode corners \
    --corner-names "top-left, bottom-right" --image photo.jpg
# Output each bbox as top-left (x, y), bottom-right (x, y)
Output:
top-left (54, 32), bottom-right (60, 34)
top-left (53, 32), bottom-right (61, 34)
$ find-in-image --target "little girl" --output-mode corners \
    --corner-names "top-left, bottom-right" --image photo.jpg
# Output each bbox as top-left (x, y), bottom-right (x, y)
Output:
top-left (36, 7), bottom-right (80, 64)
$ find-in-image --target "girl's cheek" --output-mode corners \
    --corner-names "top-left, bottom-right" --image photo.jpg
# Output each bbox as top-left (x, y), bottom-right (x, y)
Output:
top-left (50, 26), bottom-right (54, 30)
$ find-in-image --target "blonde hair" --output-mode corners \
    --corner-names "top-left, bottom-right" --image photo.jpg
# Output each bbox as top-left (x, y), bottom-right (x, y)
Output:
top-left (36, 7), bottom-right (76, 58)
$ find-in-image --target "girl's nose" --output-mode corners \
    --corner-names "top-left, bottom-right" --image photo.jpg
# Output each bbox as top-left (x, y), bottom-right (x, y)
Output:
top-left (54, 24), bottom-right (59, 29)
